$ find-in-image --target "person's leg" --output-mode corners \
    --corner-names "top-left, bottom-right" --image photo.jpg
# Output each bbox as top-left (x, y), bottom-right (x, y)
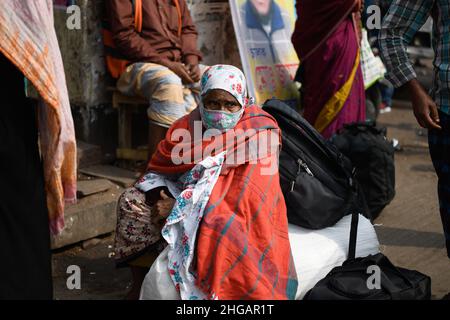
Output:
top-left (378, 79), bottom-right (394, 113)
top-left (0, 55), bottom-right (52, 300)
top-left (0, 101), bottom-right (53, 300)
top-left (147, 121), bottom-right (168, 160)
top-left (428, 110), bottom-right (450, 258)
top-left (117, 62), bottom-right (196, 126)
top-left (380, 81), bottom-right (394, 106)
top-left (117, 62), bottom-right (196, 156)
top-left (146, 77), bottom-right (197, 127)
top-left (114, 187), bottom-right (163, 299)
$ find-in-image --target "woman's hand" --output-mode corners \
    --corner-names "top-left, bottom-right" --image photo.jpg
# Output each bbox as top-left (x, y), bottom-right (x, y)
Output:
top-left (151, 190), bottom-right (176, 226)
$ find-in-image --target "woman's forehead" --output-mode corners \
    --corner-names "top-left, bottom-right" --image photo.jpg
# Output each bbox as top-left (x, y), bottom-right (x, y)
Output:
top-left (203, 89), bottom-right (238, 102)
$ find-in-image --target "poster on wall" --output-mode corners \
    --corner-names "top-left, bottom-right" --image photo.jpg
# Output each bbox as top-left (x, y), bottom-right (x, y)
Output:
top-left (229, 0), bottom-right (299, 107)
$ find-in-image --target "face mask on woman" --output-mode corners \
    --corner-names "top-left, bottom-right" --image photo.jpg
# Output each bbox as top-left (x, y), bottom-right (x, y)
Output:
top-left (199, 103), bottom-right (245, 131)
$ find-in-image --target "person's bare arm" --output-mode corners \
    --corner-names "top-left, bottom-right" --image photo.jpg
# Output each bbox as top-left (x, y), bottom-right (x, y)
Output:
top-left (378, 0), bottom-right (437, 128)
top-left (405, 79), bottom-right (441, 130)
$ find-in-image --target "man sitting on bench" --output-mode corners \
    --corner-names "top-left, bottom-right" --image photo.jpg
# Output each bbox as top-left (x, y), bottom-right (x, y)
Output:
top-left (107, 0), bottom-right (203, 158)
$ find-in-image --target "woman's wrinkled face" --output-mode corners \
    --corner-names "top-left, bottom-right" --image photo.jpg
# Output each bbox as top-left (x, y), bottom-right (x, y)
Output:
top-left (202, 89), bottom-right (242, 113)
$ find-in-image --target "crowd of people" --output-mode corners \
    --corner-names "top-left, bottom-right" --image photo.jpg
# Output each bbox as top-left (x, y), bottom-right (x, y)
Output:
top-left (0, 0), bottom-right (448, 300)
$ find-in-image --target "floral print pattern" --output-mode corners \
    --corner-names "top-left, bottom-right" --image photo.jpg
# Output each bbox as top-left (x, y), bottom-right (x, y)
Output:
top-left (114, 187), bottom-right (166, 264)
top-left (135, 172), bottom-right (183, 196)
top-left (200, 64), bottom-right (247, 107)
top-left (115, 152), bottom-right (226, 299)
top-left (199, 104), bottom-right (245, 132)
top-left (162, 152), bottom-right (226, 300)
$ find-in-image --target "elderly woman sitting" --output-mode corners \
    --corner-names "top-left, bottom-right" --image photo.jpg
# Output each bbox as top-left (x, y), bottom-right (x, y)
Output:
top-left (114, 65), bottom-right (298, 300)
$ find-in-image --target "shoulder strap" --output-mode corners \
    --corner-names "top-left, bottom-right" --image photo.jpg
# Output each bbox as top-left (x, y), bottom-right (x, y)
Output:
top-left (348, 211), bottom-right (359, 260)
top-left (133, 0), bottom-right (143, 33)
top-left (132, 0), bottom-right (180, 36)
top-left (173, 0), bottom-right (182, 37)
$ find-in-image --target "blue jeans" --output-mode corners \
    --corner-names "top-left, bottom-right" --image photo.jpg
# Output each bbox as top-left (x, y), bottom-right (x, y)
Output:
top-left (378, 80), bottom-right (394, 107)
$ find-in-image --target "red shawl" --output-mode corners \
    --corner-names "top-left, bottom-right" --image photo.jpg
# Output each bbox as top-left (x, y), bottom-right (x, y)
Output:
top-left (292, 0), bottom-right (360, 61)
top-left (148, 105), bottom-right (298, 299)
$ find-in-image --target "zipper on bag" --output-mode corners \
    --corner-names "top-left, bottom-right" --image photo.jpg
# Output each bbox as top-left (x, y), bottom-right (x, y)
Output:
top-left (290, 158), bottom-right (314, 192)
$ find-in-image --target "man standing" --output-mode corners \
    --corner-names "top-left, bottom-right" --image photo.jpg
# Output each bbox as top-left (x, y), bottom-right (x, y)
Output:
top-left (107, 0), bottom-right (203, 158)
top-left (379, 0), bottom-right (450, 259)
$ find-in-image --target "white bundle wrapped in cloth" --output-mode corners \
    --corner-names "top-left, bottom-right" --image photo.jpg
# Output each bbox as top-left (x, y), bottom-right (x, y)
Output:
top-left (289, 214), bottom-right (380, 299)
top-left (140, 214), bottom-right (380, 300)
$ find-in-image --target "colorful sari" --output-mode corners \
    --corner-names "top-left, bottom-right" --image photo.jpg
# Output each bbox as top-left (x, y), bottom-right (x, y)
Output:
top-left (292, 0), bottom-right (365, 139)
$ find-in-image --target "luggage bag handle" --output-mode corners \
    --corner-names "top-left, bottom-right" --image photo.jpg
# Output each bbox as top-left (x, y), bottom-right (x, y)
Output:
top-left (347, 213), bottom-right (415, 299)
top-left (348, 211), bottom-right (359, 260)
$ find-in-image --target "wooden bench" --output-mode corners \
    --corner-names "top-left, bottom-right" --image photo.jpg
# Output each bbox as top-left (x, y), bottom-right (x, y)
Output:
top-left (110, 88), bottom-right (149, 161)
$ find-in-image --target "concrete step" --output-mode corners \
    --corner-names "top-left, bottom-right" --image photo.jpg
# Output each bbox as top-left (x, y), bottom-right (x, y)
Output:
top-left (77, 179), bottom-right (115, 197)
top-left (79, 165), bottom-right (139, 188)
top-left (52, 164), bottom-right (139, 250)
top-left (51, 184), bottom-right (123, 250)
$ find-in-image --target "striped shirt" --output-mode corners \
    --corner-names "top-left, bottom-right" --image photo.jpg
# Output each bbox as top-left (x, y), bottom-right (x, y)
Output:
top-left (379, 0), bottom-right (450, 115)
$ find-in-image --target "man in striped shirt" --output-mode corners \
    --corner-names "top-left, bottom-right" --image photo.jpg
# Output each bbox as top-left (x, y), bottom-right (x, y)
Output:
top-left (379, 0), bottom-right (450, 259)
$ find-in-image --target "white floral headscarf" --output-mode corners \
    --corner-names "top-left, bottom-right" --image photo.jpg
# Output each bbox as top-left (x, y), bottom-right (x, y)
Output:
top-left (200, 64), bottom-right (248, 107)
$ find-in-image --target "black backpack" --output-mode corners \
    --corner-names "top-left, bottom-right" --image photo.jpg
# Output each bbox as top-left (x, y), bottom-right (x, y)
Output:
top-left (262, 99), bottom-right (370, 229)
top-left (330, 122), bottom-right (395, 220)
top-left (303, 212), bottom-right (432, 300)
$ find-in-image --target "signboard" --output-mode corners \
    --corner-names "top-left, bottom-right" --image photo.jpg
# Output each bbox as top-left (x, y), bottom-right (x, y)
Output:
top-left (229, 0), bottom-right (299, 106)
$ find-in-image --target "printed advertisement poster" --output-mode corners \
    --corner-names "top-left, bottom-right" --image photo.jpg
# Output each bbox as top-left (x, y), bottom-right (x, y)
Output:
top-left (229, 0), bottom-right (299, 106)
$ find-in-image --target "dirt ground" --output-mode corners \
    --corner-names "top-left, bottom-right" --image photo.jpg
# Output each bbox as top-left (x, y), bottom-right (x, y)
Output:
top-left (52, 101), bottom-right (450, 300)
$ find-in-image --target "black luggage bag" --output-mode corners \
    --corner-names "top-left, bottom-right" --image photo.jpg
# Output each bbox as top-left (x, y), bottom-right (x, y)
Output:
top-left (262, 99), bottom-right (370, 229)
top-left (303, 212), bottom-right (431, 300)
top-left (330, 122), bottom-right (395, 220)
